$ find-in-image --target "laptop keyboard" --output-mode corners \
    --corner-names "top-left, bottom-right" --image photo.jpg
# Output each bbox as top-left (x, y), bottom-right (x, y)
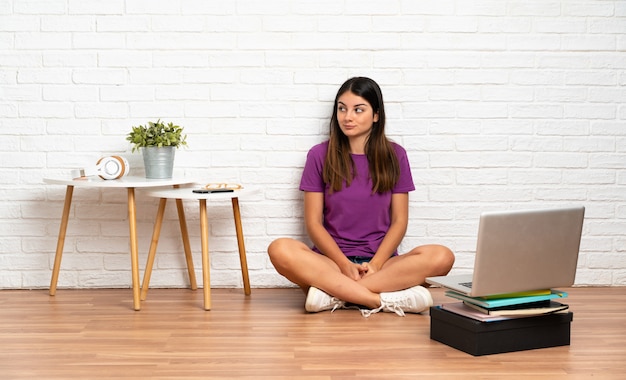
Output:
top-left (460, 282), bottom-right (473, 288)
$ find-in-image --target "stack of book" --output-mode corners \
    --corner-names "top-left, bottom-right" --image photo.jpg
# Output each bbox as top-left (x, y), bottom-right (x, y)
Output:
top-left (440, 289), bottom-right (570, 322)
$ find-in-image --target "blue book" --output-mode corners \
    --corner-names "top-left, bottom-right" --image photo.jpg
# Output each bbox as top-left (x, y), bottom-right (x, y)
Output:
top-left (444, 289), bottom-right (568, 309)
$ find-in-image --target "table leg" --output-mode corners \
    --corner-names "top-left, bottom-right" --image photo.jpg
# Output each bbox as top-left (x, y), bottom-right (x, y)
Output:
top-left (49, 185), bottom-right (74, 296)
top-left (231, 197), bottom-right (251, 296)
top-left (127, 188), bottom-right (141, 311)
top-left (141, 197), bottom-right (167, 301)
top-left (199, 199), bottom-right (211, 310)
top-left (175, 198), bottom-right (197, 290)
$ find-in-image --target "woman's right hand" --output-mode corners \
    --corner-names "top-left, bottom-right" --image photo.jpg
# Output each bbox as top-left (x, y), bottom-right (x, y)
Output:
top-left (340, 261), bottom-right (366, 281)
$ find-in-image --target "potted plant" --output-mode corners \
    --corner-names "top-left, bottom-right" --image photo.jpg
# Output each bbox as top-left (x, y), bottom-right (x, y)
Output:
top-left (126, 120), bottom-right (188, 179)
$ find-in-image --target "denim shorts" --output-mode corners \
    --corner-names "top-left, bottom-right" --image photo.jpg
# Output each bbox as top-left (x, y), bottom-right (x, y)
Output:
top-left (347, 256), bottom-right (373, 265)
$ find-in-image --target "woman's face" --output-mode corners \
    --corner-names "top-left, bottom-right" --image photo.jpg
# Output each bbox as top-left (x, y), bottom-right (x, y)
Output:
top-left (336, 91), bottom-right (379, 143)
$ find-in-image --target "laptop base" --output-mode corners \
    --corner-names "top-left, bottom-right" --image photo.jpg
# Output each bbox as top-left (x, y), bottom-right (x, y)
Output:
top-left (430, 306), bottom-right (573, 356)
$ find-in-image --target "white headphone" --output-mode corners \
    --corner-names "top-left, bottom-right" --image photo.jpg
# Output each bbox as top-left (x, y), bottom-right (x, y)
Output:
top-left (71, 156), bottom-right (130, 180)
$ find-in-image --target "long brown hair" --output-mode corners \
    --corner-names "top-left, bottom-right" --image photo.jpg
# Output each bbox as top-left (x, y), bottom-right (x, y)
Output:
top-left (323, 77), bottom-right (400, 193)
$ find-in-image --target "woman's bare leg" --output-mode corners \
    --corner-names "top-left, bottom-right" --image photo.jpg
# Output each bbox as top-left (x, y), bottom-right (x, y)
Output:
top-left (267, 238), bottom-right (381, 308)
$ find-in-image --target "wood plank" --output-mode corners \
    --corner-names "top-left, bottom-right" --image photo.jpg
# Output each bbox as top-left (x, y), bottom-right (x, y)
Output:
top-left (0, 287), bottom-right (624, 379)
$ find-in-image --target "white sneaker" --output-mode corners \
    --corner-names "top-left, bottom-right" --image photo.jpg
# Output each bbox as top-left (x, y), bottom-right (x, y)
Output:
top-left (361, 285), bottom-right (433, 317)
top-left (305, 286), bottom-right (345, 313)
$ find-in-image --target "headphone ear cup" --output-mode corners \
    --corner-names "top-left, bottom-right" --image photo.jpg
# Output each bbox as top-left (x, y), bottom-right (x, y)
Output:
top-left (96, 156), bottom-right (129, 180)
top-left (111, 155), bottom-right (129, 178)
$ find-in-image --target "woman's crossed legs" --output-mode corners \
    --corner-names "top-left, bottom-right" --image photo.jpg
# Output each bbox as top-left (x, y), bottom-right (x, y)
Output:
top-left (267, 238), bottom-right (454, 310)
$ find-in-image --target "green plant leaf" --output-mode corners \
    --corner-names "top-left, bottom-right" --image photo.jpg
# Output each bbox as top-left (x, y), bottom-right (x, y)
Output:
top-left (126, 119), bottom-right (187, 153)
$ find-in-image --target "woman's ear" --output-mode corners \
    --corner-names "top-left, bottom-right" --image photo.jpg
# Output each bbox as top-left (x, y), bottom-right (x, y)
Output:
top-left (373, 112), bottom-right (379, 123)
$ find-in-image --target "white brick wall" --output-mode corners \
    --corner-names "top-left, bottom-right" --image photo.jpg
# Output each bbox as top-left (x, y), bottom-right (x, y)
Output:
top-left (1, 0), bottom-right (625, 289)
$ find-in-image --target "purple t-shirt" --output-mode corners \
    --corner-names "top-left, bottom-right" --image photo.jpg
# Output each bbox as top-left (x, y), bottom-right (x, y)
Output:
top-left (299, 141), bottom-right (415, 258)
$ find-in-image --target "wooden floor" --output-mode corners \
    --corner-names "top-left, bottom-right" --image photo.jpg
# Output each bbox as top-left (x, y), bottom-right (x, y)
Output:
top-left (0, 287), bottom-right (624, 379)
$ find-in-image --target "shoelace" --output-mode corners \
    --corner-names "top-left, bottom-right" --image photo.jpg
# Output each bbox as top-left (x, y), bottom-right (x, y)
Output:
top-left (329, 298), bottom-right (344, 313)
top-left (361, 302), bottom-right (405, 318)
top-left (383, 301), bottom-right (407, 317)
top-left (360, 306), bottom-right (381, 318)
top-left (360, 300), bottom-right (406, 318)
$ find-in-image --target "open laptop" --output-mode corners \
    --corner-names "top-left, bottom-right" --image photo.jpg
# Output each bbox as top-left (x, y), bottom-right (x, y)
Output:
top-left (426, 206), bottom-right (585, 297)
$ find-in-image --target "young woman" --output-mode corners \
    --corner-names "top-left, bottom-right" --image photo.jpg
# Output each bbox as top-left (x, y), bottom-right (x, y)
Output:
top-left (268, 77), bottom-right (454, 317)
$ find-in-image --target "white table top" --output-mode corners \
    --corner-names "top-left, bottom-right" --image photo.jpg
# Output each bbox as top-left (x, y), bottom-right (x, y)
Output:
top-left (145, 185), bottom-right (257, 200)
top-left (43, 176), bottom-right (194, 188)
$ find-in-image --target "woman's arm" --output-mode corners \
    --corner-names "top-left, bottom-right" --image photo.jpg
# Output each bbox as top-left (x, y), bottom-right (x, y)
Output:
top-left (365, 192), bottom-right (409, 275)
top-left (304, 191), bottom-right (364, 280)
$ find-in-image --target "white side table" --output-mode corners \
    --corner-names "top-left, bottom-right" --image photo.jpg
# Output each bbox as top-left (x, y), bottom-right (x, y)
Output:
top-left (141, 186), bottom-right (254, 310)
top-left (43, 176), bottom-right (195, 311)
